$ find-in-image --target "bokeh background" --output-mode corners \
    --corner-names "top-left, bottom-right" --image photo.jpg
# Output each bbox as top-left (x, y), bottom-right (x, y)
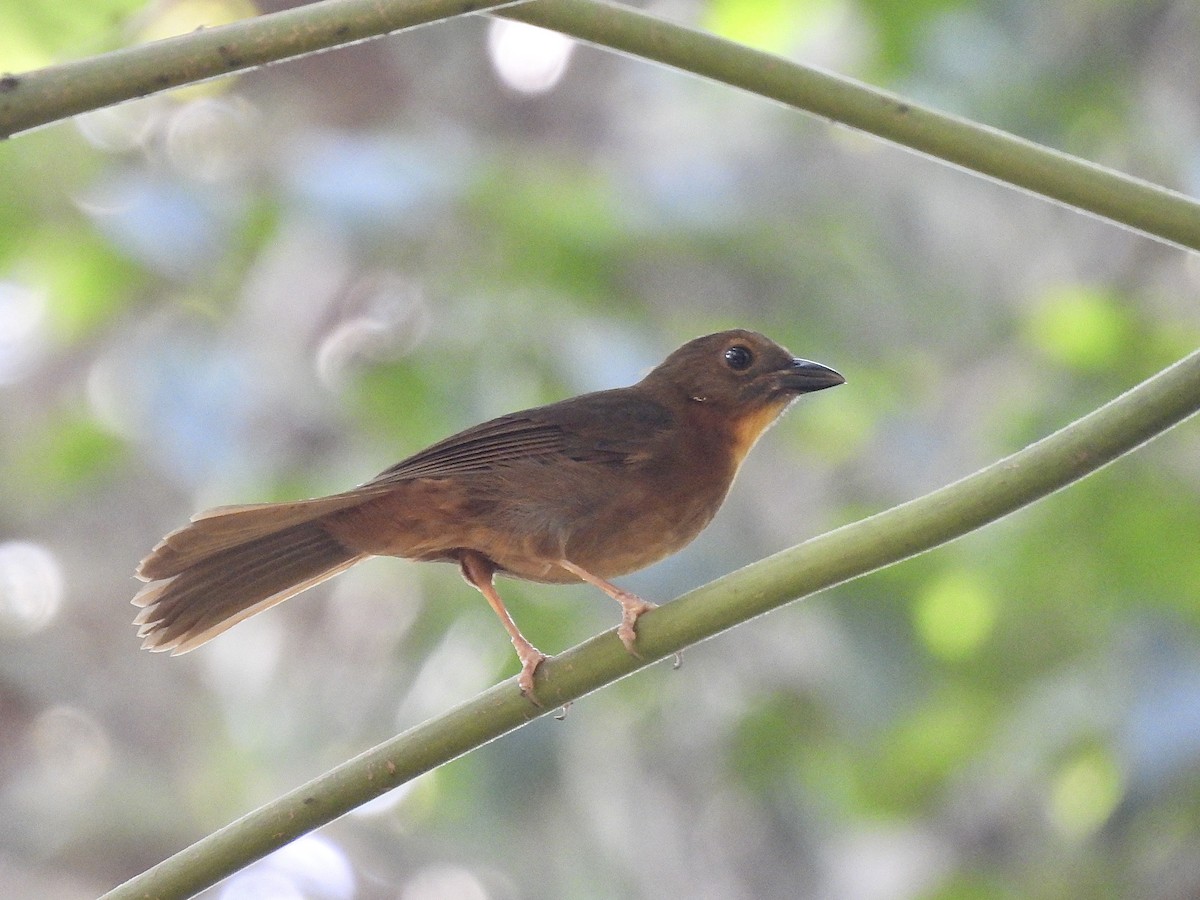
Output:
top-left (3, 1), bottom-right (1200, 897)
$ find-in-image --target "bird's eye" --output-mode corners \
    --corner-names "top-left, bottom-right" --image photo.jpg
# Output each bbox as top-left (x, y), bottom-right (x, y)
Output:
top-left (724, 345), bottom-right (754, 371)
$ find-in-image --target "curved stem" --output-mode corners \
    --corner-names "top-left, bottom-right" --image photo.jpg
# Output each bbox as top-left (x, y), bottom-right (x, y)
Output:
top-left (3, 0), bottom-right (1198, 249)
top-left (501, 0), bottom-right (1200, 251)
top-left (103, 346), bottom-right (1200, 900)
top-left (12, 2), bottom-right (1195, 896)
top-left (0, 0), bottom-right (515, 138)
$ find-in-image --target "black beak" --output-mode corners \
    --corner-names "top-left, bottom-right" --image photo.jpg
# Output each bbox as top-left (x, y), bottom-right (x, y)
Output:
top-left (779, 358), bottom-right (846, 394)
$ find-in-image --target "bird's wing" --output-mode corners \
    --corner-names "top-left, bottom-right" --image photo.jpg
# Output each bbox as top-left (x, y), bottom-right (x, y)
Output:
top-left (366, 415), bottom-right (569, 483)
top-left (365, 390), bottom-right (674, 486)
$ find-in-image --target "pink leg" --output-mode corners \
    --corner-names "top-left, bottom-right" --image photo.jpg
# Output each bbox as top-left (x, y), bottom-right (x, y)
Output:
top-left (460, 551), bottom-right (545, 701)
top-left (557, 559), bottom-right (656, 656)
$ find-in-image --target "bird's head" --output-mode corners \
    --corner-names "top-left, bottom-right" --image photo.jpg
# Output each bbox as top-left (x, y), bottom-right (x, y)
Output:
top-left (642, 329), bottom-right (845, 463)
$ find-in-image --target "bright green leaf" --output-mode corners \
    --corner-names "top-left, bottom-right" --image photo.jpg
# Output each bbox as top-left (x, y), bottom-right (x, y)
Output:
top-left (1049, 747), bottom-right (1124, 841)
top-left (703, 0), bottom-right (830, 54)
top-left (913, 569), bottom-right (996, 661)
top-left (1024, 283), bottom-right (1130, 371)
top-left (0, 0), bottom-right (145, 69)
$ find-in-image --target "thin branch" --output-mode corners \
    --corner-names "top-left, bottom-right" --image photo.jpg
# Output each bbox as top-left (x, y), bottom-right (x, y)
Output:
top-left (3, 0), bottom-right (1198, 249)
top-left (501, 0), bottom-right (1200, 251)
top-left (0, 0), bottom-right (516, 138)
top-left (104, 347), bottom-right (1200, 900)
top-left (10, 2), bottom-right (1194, 897)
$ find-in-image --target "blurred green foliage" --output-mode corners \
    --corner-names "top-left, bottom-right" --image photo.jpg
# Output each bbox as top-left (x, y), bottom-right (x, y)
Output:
top-left (0, 0), bottom-right (142, 68)
top-left (1, 1), bottom-right (1198, 899)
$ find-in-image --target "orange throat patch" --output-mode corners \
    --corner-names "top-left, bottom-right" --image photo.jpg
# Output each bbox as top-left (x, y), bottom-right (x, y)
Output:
top-left (727, 397), bottom-right (794, 469)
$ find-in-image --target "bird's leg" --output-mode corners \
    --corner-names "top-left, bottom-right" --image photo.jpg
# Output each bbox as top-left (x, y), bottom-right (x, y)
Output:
top-left (460, 551), bottom-right (545, 702)
top-left (557, 559), bottom-right (656, 656)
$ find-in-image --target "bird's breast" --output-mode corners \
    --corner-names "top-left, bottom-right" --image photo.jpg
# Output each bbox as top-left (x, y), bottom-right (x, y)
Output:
top-left (538, 424), bottom-right (738, 580)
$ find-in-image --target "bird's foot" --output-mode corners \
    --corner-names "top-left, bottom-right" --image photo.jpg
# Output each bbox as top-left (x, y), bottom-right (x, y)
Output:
top-left (516, 645), bottom-right (548, 705)
top-left (615, 592), bottom-right (657, 657)
top-left (553, 559), bottom-right (660, 660)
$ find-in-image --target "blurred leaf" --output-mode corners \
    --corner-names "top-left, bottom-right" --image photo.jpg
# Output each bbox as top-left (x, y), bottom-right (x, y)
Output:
top-left (135, 0), bottom-right (259, 43)
top-left (350, 359), bottom-right (453, 452)
top-left (1049, 745), bottom-right (1124, 841)
top-left (728, 691), bottom-right (830, 794)
top-left (1024, 284), bottom-right (1131, 372)
top-left (703, 0), bottom-right (832, 54)
top-left (871, 684), bottom-right (994, 811)
top-left (926, 875), bottom-right (1022, 900)
top-left (3, 1), bottom-right (1199, 895)
top-left (0, 132), bottom-right (102, 261)
top-left (0, 0), bottom-right (143, 69)
top-left (466, 161), bottom-right (629, 303)
top-left (913, 568), bottom-right (997, 662)
top-left (857, 0), bottom-right (966, 77)
top-left (801, 739), bottom-right (874, 816)
top-left (13, 412), bottom-right (125, 497)
top-left (20, 224), bottom-right (143, 342)
top-left (784, 366), bottom-right (885, 464)
top-left (1009, 463), bottom-right (1200, 625)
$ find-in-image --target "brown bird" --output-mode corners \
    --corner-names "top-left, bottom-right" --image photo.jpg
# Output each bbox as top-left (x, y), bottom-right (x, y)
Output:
top-left (133, 330), bottom-right (844, 697)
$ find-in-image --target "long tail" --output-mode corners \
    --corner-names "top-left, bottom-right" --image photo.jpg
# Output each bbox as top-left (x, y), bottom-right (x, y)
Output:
top-left (132, 495), bottom-right (373, 654)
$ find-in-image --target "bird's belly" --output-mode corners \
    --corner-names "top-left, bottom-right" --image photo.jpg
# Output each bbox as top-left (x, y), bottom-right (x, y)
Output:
top-left (331, 464), bottom-right (731, 586)
top-left (492, 478), bottom-right (727, 583)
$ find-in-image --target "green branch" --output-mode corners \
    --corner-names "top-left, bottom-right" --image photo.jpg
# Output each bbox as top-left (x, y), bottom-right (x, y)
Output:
top-left (11, 1), bottom-right (1193, 896)
top-left (3, 1), bottom-right (1198, 248)
top-left (0, 0), bottom-right (515, 138)
top-left (104, 348), bottom-right (1200, 900)
top-left (502, 0), bottom-right (1200, 251)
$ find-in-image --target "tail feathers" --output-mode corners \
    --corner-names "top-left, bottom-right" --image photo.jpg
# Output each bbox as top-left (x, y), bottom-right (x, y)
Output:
top-left (137, 492), bottom-right (379, 582)
top-left (133, 517), bottom-right (366, 654)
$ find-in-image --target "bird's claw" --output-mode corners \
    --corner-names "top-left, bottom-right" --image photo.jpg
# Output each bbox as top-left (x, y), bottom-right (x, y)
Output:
top-left (517, 650), bottom-right (548, 706)
top-left (617, 594), bottom-right (657, 657)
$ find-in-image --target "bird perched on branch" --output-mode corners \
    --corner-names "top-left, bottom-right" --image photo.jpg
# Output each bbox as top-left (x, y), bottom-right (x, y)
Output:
top-left (133, 329), bottom-right (844, 698)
